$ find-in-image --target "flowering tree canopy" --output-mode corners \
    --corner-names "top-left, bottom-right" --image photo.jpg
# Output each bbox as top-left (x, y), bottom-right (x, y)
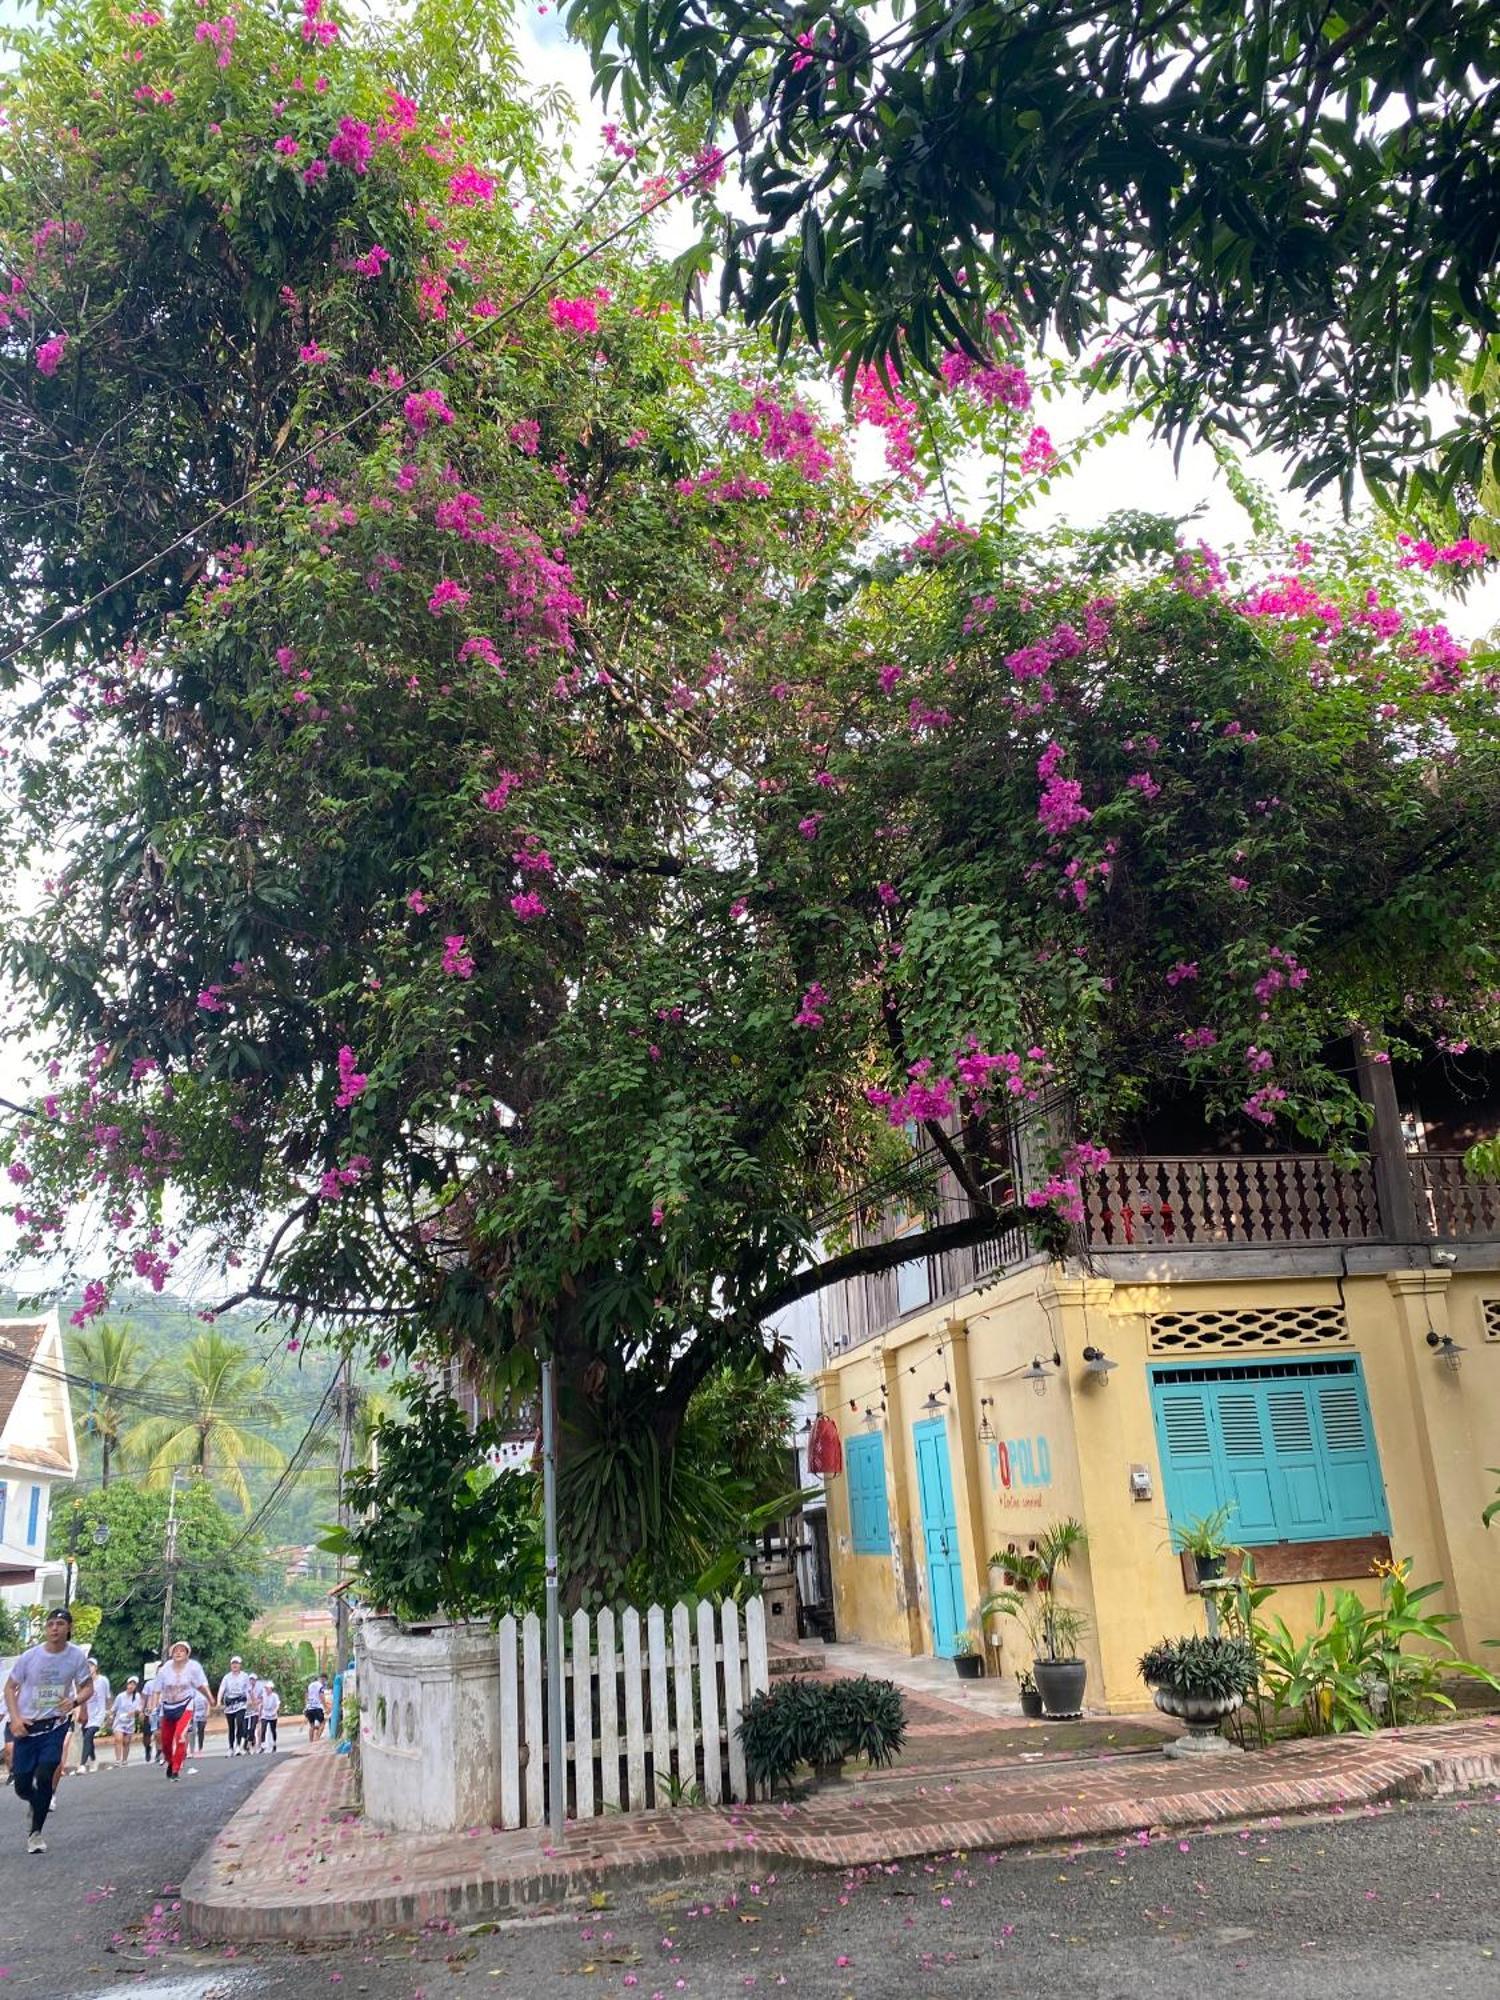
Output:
top-left (2, 4), bottom-right (1499, 1597)
top-left (566, 0), bottom-right (1500, 511)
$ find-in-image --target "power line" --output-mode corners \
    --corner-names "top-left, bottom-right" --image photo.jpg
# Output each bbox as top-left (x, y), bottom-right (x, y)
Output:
top-left (0, 1337), bottom-right (335, 1423)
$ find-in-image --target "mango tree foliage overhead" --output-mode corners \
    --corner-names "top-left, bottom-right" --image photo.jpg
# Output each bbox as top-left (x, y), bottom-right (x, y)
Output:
top-left (564, 0), bottom-right (1500, 511)
top-left (2, 3), bottom-right (1499, 1600)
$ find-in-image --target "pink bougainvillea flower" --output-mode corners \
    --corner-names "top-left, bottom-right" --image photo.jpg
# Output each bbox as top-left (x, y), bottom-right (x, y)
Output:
top-left (328, 116), bottom-right (372, 173)
top-left (509, 890), bottom-right (547, 921)
top-left (34, 333), bottom-right (67, 376)
top-left (351, 243), bottom-right (389, 277)
top-left (427, 579), bottom-right (470, 614)
top-left (440, 934), bottom-right (474, 979)
top-left (550, 296), bottom-right (599, 336)
top-left (334, 1044), bottom-right (368, 1108)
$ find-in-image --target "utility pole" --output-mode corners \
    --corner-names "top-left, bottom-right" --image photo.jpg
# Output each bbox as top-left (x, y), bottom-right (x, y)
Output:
top-left (333, 1359), bottom-right (356, 1674)
top-left (160, 1469), bottom-right (184, 1659)
top-left (540, 1358), bottom-right (565, 1845)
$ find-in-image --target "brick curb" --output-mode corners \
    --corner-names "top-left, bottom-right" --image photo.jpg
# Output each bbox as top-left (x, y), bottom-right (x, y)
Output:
top-left (181, 1720), bottom-right (1500, 1944)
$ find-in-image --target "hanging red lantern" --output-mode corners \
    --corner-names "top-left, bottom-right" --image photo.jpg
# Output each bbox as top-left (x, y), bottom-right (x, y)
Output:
top-left (806, 1412), bottom-right (844, 1477)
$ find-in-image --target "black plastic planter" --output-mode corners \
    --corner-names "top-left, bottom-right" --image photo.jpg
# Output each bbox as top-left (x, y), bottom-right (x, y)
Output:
top-left (953, 1654), bottom-right (985, 1680)
top-left (1193, 1553), bottom-right (1226, 1583)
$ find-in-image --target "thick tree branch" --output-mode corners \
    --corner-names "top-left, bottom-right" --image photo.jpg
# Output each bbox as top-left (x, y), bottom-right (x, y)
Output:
top-left (748, 1207), bottom-right (1037, 1321)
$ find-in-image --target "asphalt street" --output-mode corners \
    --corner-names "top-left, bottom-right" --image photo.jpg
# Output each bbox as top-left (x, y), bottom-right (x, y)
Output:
top-left (0, 1759), bottom-right (1495, 2000)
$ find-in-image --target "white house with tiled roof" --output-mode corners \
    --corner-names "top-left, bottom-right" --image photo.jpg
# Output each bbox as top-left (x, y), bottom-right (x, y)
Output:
top-left (0, 1311), bottom-right (77, 1612)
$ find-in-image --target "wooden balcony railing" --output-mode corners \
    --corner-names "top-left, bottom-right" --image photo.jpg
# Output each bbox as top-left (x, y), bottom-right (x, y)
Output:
top-left (818, 1148), bottom-right (1500, 1356)
top-left (1407, 1153), bottom-right (1500, 1240)
top-left (1080, 1154), bottom-right (1384, 1248)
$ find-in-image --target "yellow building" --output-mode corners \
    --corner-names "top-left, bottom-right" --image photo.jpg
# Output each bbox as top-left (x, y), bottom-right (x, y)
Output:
top-left (816, 1081), bottom-right (1500, 1713)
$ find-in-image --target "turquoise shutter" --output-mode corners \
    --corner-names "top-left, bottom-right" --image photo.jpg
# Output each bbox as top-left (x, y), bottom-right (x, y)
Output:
top-left (1151, 1387), bottom-right (1224, 1528)
top-left (846, 1434), bottom-right (891, 1554)
top-left (1263, 1384), bottom-right (1332, 1535)
top-left (1313, 1376), bottom-right (1389, 1535)
top-left (1210, 1387), bottom-right (1280, 1540)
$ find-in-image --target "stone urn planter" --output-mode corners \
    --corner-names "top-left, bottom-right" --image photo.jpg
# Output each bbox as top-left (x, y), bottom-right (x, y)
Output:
top-left (1032, 1657), bottom-right (1087, 1718)
top-left (1153, 1686), bottom-right (1245, 1756)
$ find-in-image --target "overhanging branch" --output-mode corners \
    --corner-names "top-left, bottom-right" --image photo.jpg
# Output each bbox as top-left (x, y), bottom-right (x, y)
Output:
top-left (748, 1207), bottom-right (1037, 1321)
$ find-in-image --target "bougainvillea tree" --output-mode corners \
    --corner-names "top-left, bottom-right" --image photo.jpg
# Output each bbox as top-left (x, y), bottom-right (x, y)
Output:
top-left (2, 4), bottom-right (1498, 1600)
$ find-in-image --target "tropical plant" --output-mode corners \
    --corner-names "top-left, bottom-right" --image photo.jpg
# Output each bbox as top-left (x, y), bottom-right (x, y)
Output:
top-left (0, 1598), bottom-right (22, 1651)
top-left (951, 1627), bottom-right (979, 1659)
top-left (122, 1333), bottom-right (286, 1515)
top-left (570, 0), bottom-right (1500, 508)
top-left (322, 1378), bottom-right (542, 1627)
top-left (1139, 1635), bottom-right (1258, 1704)
top-left (1483, 1471), bottom-right (1500, 1530)
top-left (738, 1674), bottom-right (905, 1792)
top-left (69, 1322), bottom-right (155, 1487)
top-left (1017, 1519), bottom-right (1088, 1662)
top-left (1167, 1505), bottom-right (1239, 1561)
top-left (1213, 1553), bottom-right (1278, 1748)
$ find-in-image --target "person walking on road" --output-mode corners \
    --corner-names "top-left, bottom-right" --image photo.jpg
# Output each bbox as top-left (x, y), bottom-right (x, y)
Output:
top-left (245, 1672), bottom-right (264, 1752)
top-left (304, 1673), bottom-right (328, 1742)
top-left (3, 1607), bottom-right (93, 1854)
top-left (149, 1642), bottom-right (210, 1782)
top-left (111, 1677), bottom-right (142, 1766)
top-left (192, 1680), bottom-right (209, 1754)
top-left (258, 1680), bottom-right (281, 1752)
top-left (217, 1656), bottom-right (250, 1756)
top-left (79, 1657), bottom-right (110, 1774)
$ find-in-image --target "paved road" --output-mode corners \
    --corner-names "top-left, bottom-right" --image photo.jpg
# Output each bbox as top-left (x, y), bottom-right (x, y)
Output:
top-left (2, 1762), bottom-right (1496, 2000)
top-left (0, 1738), bottom-right (293, 1999)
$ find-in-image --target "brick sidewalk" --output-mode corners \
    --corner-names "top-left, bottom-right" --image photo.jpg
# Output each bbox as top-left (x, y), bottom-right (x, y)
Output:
top-left (181, 1717), bottom-right (1500, 1943)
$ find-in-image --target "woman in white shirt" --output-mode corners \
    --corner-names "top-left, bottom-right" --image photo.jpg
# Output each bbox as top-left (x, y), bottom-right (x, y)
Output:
top-left (80, 1657), bottom-right (111, 1773)
top-left (111, 1679), bottom-right (142, 1765)
top-left (149, 1643), bottom-right (211, 1782)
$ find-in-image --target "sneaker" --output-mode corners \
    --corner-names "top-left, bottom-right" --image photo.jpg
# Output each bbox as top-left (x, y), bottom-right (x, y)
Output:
top-left (27, 1833), bottom-right (46, 1855)
top-left (186, 1766), bottom-right (198, 1776)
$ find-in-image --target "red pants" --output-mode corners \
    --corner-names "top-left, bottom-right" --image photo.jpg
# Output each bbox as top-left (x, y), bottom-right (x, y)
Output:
top-left (158, 1707), bottom-right (193, 1775)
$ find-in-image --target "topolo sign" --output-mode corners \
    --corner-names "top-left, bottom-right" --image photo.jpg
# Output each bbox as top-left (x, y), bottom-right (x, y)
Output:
top-left (989, 1434), bottom-right (1053, 1492)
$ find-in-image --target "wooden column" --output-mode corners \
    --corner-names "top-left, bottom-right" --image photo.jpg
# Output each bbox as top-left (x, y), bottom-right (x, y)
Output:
top-left (1356, 1051), bottom-right (1420, 1243)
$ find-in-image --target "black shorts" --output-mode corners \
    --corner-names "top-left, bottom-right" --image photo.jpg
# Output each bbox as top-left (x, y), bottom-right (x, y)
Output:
top-left (304, 1707), bottom-right (325, 1726)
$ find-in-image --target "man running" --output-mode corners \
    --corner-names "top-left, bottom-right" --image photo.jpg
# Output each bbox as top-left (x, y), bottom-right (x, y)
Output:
top-left (3, 1608), bottom-right (93, 1854)
top-left (216, 1656), bottom-right (250, 1756)
top-left (111, 1677), bottom-right (142, 1765)
top-left (79, 1656), bottom-right (110, 1775)
top-left (258, 1680), bottom-right (281, 1751)
top-left (304, 1671), bottom-right (328, 1742)
top-left (149, 1642), bottom-right (210, 1782)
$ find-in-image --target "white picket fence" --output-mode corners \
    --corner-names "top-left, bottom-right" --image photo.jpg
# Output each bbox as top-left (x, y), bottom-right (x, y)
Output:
top-left (496, 1596), bottom-right (769, 1828)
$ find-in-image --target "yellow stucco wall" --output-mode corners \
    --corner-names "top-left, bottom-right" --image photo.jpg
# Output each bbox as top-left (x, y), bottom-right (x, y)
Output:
top-left (820, 1260), bottom-right (1500, 1713)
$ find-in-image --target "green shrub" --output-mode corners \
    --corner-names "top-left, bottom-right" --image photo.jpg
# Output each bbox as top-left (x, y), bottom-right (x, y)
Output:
top-left (1139, 1635), bottom-right (1258, 1702)
top-left (738, 1675), bottom-right (906, 1792)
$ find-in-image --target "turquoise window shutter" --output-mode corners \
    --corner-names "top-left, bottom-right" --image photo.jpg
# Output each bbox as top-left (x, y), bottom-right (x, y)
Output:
top-left (846, 1433), bottom-right (891, 1554)
top-left (1151, 1387), bottom-right (1224, 1527)
top-left (1152, 1360), bottom-right (1388, 1547)
top-left (1313, 1376), bottom-right (1389, 1535)
top-left (26, 1484), bottom-right (40, 1546)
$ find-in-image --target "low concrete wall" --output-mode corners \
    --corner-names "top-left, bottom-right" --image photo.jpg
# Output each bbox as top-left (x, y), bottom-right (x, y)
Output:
top-left (357, 1616), bottom-right (503, 1833)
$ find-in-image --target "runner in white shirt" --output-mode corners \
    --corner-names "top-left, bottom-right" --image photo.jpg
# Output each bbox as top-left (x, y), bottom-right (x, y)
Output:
top-left (80, 1658), bottom-right (111, 1774)
top-left (258, 1681), bottom-right (282, 1752)
top-left (111, 1679), bottom-right (143, 1766)
top-left (3, 1608), bottom-right (94, 1853)
top-left (139, 1673), bottom-right (158, 1764)
top-left (216, 1658), bottom-right (252, 1756)
top-left (148, 1643), bottom-right (211, 1782)
top-left (191, 1683), bottom-right (210, 1754)
top-left (304, 1675), bottom-right (328, 1741)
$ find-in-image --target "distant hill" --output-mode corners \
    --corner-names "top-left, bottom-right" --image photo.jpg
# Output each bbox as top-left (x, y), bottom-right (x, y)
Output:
top-left (2, 1285), bottom-right (377, 1549)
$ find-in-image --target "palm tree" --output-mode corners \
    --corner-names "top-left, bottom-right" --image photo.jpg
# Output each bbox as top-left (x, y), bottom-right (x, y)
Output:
top-left (70, 1321), bottom-right (155, 1487)
top-left (123, 1331), bottom-right (286, 1513)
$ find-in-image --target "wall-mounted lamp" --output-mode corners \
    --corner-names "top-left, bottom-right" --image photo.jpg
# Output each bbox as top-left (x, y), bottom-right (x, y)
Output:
top-left (861, 1405), bottom-right (883, 1429)
top-left (1081, 1345), bottom-right (1117, 1384)
top-left (1019, 1356), bottom-right (1055, 1399)
top-left (1426, 1330), bottom-right (1465, 1371)
top-left (977, 1394), bottom-right (996, 1443)
top-left (920, 1388), bottom-right (949, 1416)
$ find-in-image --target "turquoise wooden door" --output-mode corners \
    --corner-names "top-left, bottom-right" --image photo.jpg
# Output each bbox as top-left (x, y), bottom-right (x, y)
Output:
top-left (913, 1418), bottom-right (965, 1657)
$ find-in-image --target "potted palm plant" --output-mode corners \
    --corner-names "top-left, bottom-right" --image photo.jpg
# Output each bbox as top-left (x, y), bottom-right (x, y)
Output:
top-left (1017, 1669), bottom-right (1044, 1719)
top-left (1009, 1518), bottom-right (1089, 1716)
